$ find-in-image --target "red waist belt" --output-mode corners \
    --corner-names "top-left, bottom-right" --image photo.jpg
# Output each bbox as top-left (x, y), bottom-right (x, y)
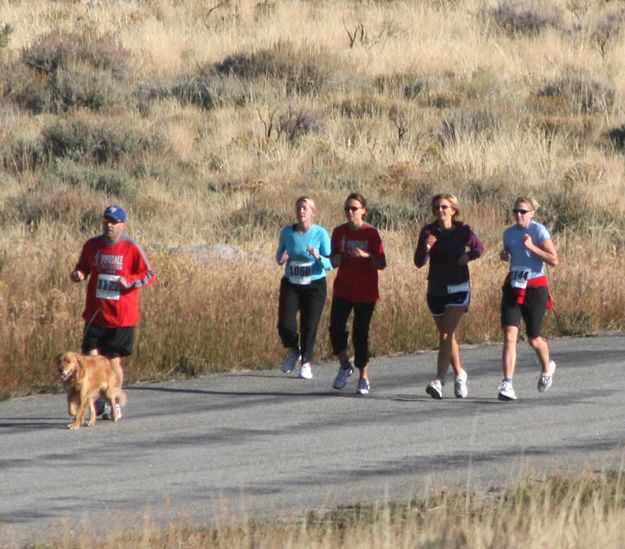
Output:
top-left (503, 274), bottom-right (553, 310)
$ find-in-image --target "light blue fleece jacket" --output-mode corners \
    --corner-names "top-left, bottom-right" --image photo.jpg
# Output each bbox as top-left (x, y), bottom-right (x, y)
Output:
top-left (276, 224), bottom-right (332, 281)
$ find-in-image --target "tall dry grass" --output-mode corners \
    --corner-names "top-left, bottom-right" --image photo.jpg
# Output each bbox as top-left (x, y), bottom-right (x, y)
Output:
top-left (1, 0), bottom-right (625, 396)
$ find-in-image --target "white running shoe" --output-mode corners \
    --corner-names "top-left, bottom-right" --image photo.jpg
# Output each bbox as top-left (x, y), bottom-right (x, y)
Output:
top-left (498, 381), bottom-right (517, 401)
top-left (454, 369), bottom-right (468, 399)
top-left (299, 362), bottom-right (313, 380)
top-left (280, 351), bottom-right (299, 374)
top-left (426, 379), bottom-right (443, 400)
top-left (538, 361), bottom-right (556, 392)
top-left (356, 378), bottom-right (370, 395)
top-left (102, 403), bottom-right (122, 421)
top-left (333, 361), bottom-right (354, 390)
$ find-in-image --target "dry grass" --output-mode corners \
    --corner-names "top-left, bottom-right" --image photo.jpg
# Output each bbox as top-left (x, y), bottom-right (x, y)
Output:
top-left (21, 468), bottom-right (625, 548)
top-left (1, 0), bottom-right (625, 397)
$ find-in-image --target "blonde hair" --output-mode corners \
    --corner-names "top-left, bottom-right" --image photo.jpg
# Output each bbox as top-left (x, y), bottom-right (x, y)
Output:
top-left (295, 196), bottom-right (316, 211)
top-left (431, 193), bottom-right (461, 221)
top-left (514, 196), bottom-right (539, 211)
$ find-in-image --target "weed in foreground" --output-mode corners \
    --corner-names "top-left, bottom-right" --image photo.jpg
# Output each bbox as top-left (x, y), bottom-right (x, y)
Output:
top-left (28, 469), bottom-right (625, 548)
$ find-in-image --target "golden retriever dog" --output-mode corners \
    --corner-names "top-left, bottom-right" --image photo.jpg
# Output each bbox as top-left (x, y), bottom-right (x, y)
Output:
top-left (56, 351), bottom-right (127, 430)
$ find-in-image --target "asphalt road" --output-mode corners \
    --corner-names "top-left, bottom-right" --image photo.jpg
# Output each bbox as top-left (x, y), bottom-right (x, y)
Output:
top-left (2, 334), bottom-right (625, 545)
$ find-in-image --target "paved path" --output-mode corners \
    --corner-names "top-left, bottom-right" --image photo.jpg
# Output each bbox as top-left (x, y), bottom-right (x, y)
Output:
top-left (1, 335), bottom-right (624, 545)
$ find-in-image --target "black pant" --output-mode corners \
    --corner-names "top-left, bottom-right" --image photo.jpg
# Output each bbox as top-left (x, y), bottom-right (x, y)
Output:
top-left (329, 296), bottom-right (376, 369)
top-left (277, 277), bottom-right (327, 364)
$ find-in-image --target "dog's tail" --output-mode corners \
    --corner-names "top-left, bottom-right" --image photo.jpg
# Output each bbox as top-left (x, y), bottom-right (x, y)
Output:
top-left (115, 389), bottom-right (128, 407)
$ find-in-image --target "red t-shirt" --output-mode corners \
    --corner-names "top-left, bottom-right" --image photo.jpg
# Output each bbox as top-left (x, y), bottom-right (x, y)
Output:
top-left (331, 223), bottom-right (385, 303)
top-left (74, 235), bottom-right (155, 328)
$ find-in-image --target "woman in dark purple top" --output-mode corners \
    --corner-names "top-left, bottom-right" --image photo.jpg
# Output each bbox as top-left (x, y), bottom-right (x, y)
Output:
top-left (414, 194), bottom-right (484, 400)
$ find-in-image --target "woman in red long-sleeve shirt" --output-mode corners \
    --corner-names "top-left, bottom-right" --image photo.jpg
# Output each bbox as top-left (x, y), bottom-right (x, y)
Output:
top-left (414, 194), bottom-right (484, 400)
top-left (330, 193), bottom-right (386, 395)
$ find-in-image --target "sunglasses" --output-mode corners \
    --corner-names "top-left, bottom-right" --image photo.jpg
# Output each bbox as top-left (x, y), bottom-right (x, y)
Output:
top-left (512, 208), bottom-right (531, 215)
top-left (344, 206), bottom-right (361, 212)
top-left (433, 204), bottom-right (450, 210)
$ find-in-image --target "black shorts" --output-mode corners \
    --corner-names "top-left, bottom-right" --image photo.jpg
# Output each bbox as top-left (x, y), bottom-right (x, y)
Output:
top-left (501, 285), bottom-right (548, 339)
top-left (427, 291), bottom-right (470, 316)
top-left (82, 325), bottom-right (135, 357)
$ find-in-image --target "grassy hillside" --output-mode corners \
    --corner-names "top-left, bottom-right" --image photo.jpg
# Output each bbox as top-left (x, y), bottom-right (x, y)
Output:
top-left (1, 0), bottom-right (624, 396)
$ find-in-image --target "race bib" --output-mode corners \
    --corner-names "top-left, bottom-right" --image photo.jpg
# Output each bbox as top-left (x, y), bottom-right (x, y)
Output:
top-left (447, 281), bottom-right (470, 294)
top-left (96, 273), bottom-right (121, 300)
top-left (510, 269), bottom-right (530, 289)
top-left (288, 261), bottom-right (313, 285)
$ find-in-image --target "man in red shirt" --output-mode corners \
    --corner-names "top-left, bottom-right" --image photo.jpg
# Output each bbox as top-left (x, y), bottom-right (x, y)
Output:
top-left (71, 205), bottom-right (155, 419)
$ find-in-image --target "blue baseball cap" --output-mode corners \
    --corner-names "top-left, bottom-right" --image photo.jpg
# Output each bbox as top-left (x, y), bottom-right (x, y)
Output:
top-left (102, 205), bottom-right (126, 223)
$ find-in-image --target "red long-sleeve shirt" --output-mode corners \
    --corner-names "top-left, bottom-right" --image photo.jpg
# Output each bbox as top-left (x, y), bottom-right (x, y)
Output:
top-left (331, 222), bottom-right (386, 303)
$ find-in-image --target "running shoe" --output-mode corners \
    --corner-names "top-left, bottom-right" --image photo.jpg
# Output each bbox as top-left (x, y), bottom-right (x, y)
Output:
top-left (333, 361), bottom-right (354, 390)
top-left (356, 378), bottom-right (370, 395)
top-left (537, 361), bottom-right (556, 392)
top-left (426, 379), bottom-right (443, 400)
top-left (454, 369), bottom-right (468, 399)
top-left (299, 362), bottom-right (313, 380)
top-left (497, 381), bottom-right (517, 401)
top-left (101, 403), bottom-right (122, 421)
top-left (280, 351), bottom-right (299, 374)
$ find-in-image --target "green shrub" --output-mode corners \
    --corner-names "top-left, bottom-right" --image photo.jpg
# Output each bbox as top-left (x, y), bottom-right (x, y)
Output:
top-left (41, 118), bottom-right (162, 164)
top-left (0, 136), bottom-right (45, 172)
top-left (528, 114), bottom-right (598, 143)
top-left (0, 23), bottom-right (13, 50)
top-left (2, 64), bottom-right (54, 114)
top-left (136, 68), bottom-right (252, 112)
top-left (215, 40), bottom-right (340, 95)
top-left (276, 105), bottom-right (321, 142)
top-left (46, 158), bottom-right (135, 199)
top-left (535, 70), bottom-right (615, 114)
top-left (404, 78), bottom-right (427, 100)
top-left (22, 28), bottom-right (130, 78)
top-left (3, 182), bottom-right (100, 229)
top-left (541, 183), bottom-right (625, 248)
top-left (224, 198), bottom-right (290, 239)
top-left (5, 29), bottom-right (132, 113)
top-left (487, 0), bottom-right (564, 36)
top-left (52, 64), bottom-right (129, 112)
top-left (367, 200), bottom-right (420, 231)
top-left (440, 108), bottom-right (498, 142)
top-left (464, 178), bottom-right (515, 208)
top-left (605, 123), bottom-right (625, 150)
top-left (170, 72), bottom-right (216, 110)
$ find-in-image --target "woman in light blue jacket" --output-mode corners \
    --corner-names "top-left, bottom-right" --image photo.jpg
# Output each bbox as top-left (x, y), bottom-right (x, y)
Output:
top-left (276, 196), bottom-right (332, 380)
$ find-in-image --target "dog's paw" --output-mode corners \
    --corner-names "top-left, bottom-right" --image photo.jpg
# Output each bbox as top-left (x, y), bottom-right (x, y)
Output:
top-left (67, 422), bottom-right (81, 430)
